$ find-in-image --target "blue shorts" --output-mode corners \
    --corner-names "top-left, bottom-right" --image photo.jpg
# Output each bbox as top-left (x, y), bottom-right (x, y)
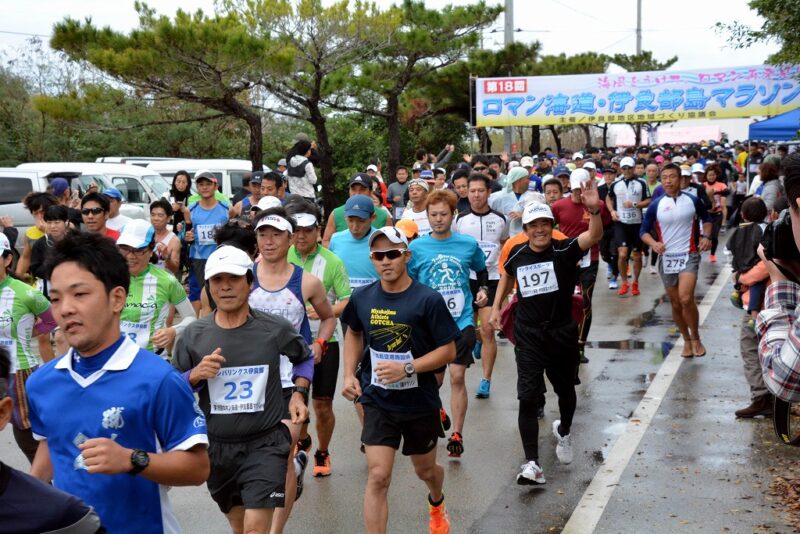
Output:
top-left (187, 269), bottom-right (201, 302)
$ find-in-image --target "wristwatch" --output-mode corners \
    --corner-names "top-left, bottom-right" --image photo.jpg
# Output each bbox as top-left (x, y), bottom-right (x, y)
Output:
top-left (404, 362), bottom-right (416, 378)
top-left (294, 385), bottom-right (310, 403)
top-left (128, 449), bottom-right (150, 476)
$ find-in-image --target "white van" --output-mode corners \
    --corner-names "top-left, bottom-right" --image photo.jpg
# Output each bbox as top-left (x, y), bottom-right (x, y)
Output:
top-left (95, 156), bottom-right (180, 168)
top-left (17, 162), bottom-right (171, 215)
top-left (146, 159), bottom-right (268, 200)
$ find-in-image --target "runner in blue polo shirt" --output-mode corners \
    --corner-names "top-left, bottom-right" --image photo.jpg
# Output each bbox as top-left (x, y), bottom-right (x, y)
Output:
top-left (26, 232), bottom-right (209, 534)
top-left (329, 195), bottom-right (379, 291)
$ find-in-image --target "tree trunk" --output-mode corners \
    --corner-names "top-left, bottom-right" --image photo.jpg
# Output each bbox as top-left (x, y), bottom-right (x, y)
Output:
top-left (529, 125), bottom-right (540, 155)
top-left (244, 113), bottom-right (263, 171)
top-left (580, 125), bottom-right (591, 148)
top-left (601, 123), bottom-right (609, 148)
top-left (478, 127), bottom-right (492, 153)
top-left (308, 104), bottom-right (336, 217)
top-left (547, 126), bottom-right (562, 153)
top-left (386, 94), bottom-right (401, 184)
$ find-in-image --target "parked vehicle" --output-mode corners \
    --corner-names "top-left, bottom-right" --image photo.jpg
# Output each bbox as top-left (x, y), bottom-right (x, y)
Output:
top-left (146, 159), bottom-right (267, 200)
top-left (95, 156), bottom-right (180, 167)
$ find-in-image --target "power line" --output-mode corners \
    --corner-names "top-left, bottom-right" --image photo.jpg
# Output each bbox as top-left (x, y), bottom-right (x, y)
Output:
top-left (546, 0), bottom-right (628, 31)
top-left (0, 29), bottom-right (50, 38)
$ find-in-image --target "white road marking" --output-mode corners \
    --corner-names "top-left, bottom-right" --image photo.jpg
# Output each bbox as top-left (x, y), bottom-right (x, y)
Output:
top-left (562, 265), bottom-right (731, 533)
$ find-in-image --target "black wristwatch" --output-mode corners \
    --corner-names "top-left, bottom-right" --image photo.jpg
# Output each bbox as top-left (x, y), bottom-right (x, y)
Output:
top-left (128, 449), bottom-right (150, 476)
top-left (404, 362), bottom-right (416, 378)
top-left (294, 385), bottom-right (310, 403)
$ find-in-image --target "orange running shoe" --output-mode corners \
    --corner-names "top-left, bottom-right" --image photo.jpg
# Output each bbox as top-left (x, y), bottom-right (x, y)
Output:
top-left (312, 450), bottom-right (332, 477)
top-left (428, 498), bottom-right (450, 534)
top-left (631, 282), bottom-right (640, 296)
top-left (709, 255), bottom-right (717, 263)
top-left (618, 282), bottom-right (629, 296)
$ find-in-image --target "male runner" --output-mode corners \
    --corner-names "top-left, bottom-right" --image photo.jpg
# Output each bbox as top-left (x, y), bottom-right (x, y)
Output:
top-left (28, 232), bottom-right (209, 533)
top-left (287, 200), bottom-right (351, 476)
top-left (454, 174), bottom-right (508, 399)
top-left (552, 169), bottom-right (612, 363)
top-left (322, 173), bottom-right (389, 246)
top-left (489, 182), bottom-right (603, 485)
top-left (401, 178), bottom-right (433, 237)
top-left (409, 189), bottom-right (488, 458)
top-left (229, 171), bottom-right (264, 218)
top-left (116, 220), bottom-right (196, 355)
top-left (185, 170), bottom-right (230, 293)
top-left (606, 156), bottom-right (651, 296)
top-left (598, 166), bottom-right (620, 289)
top-left (249, 207), bottom-right (335, 532)
top-left (640, 163), bottom-right (712, 358)
top-left (342, 226), bottom-right (459, 534)
top-left (174, 244), bottom-right (310, 534)
top-left (329, 195), bottom-right (380, 291)
top-left (81, 193), bottom-right (120, 241)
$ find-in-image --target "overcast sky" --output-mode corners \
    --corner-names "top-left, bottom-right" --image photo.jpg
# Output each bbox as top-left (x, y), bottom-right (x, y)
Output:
top-left (0, 0), bottom-right (782, 140)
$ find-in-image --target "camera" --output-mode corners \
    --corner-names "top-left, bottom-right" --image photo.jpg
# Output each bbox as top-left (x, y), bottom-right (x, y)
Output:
top-left (761, 209), bottom-right (800, 262)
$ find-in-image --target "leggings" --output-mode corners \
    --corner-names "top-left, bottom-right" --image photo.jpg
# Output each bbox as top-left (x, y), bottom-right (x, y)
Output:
top-left (709, 212), bottom-right (723, 255)
top-left (578, 263), bottom-right (598, 346)
top-left (13, 426), bottom-right (39, 464)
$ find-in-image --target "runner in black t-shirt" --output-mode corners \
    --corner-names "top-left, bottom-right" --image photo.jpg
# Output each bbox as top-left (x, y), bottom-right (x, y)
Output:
top-left (341, 226), bottom-right (460, 534)
top-left (489, 180), bottom-right (603, 486)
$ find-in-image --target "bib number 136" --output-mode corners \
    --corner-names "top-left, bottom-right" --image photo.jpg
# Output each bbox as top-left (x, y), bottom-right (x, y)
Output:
top-left (516, 261), bottom-right (559, 297)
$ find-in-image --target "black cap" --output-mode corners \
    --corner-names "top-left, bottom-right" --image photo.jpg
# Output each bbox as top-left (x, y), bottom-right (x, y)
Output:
top-left (348, 173), bottom-right (371, 188)
top-left (250, 171), bottom-right (264, 184)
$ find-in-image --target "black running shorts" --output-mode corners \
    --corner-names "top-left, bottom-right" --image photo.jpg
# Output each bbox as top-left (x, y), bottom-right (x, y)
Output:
top-left (452, 326), bottom-right (476, 367)
top-left (470, 279), bottom-right (498, 312)
top-left (613, 222), bottom-right (642, 251)
top-left (361, 404), bottom-right (444, 456)
top-left (207, 424), bottom-right (292, 513)
top-left (312, 341), bottom-right (340, 401)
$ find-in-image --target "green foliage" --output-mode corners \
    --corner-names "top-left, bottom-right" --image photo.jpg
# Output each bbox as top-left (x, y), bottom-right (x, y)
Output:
top-left (610, 51), bottom-right (677, 72)
top-left (717, 0), bottom-right (800, 65)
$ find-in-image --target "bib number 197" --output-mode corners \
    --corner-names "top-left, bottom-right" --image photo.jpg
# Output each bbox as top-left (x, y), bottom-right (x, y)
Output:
top-left (516, 261), bottom-right (559, 297)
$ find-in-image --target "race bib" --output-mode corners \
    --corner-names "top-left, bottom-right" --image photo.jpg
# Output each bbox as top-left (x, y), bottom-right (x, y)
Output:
top-left (208, 365), bottom-right (269, 414)
top-left (394, 207), bottom-right (405, 220)
top-left (120, 321), bottom-right (150, 348)
top-left (438, 288), bottom-right (465, 318)
top-left (662, 252), bottom-right (689, 275)
top-left (478, 241), bottom-right (497, 259)
top-left (579, 251), bottom-right (591, 269)
top-left (196, 224), bottom-right (216, 246)
top-left (349, 277), bottom-right (374, 289)
top-left (369, 349), bottom-right (418, 390)
top-left (0, 338), bottom-right (17, 374)
top-left (516, 262), bottom-right (559, 298)
top-left (618, 207), bottom-right (639, 223)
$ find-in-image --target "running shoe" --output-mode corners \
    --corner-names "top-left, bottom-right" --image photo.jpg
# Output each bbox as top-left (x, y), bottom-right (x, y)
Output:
top-left (649, 265), bottom-right (657, 274)
top-left (631, 282), bottom-right (640, 296)
top-left (552, 420), bottom-right (573, 464)
top-left (295, 434), bottom-right (312, 455)
top-left (475, 378), bottom-right (491, 399)
top-left (428, 497), bottom-right (450, 534)
top-left (578, 346), bottom-right (589, 364)
top-left (440, 407), bottom-right (451, 431)
top-left (516, 460), bottom-right (546, 485)
top-left (618, 282), bottom-right (629, 296)
top-left (447, 432), bottom-right (464, 458)
top-left (608, 276), bottom-right (619, 290)
top-left (295, 450), bottom-right (308, 500)
top-left (472, 340), bottom-right (482, 360)
top-left (312, 450), bottom-right (332, 477)
top-left (709, 254), bottom-right (717, 263)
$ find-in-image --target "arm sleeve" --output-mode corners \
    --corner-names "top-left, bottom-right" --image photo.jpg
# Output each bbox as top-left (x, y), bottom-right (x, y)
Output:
top-left (171, 299), bottom-right (197, 340)
top-left (640, 198), bottom-right (658, 237)
top-left (153, 370), bottom-right (208, 451)
top-left (33, 308), bottom-right (57, 336)
top-left (756, 281), bottom-right (800, 402)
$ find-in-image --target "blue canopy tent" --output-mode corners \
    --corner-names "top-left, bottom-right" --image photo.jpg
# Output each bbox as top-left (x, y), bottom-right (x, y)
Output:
top-left (749, 107), bottom-right (800, 141)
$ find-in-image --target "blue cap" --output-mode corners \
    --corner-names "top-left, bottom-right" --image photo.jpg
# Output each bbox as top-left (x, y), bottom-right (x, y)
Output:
top-left (49, 177), bottom-right (70, 197)
top-left (553, 165), bottom-right (571, 177)
top-left (116, 219), bottom-right (155, 249)
top-left (420, 170), bottom-right (434, 179)
top-left (103, 187), bottom-right (123, 201)
top-left (344, 194), bottom-right (375, 219)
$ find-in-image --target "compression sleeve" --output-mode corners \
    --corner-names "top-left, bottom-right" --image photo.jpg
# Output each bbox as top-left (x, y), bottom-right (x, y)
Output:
top-left (171, 299), bottom-right (197, 340)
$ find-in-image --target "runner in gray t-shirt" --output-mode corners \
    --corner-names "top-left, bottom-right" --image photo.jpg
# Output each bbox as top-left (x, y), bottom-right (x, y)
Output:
top-left (387, 166), bottom-right (410, 220)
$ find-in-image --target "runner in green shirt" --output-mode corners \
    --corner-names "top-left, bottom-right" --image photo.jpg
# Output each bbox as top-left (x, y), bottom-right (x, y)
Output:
top-left (0, 232), bottom-right (57, 463)
top-left (287, 200), bottom-right (351, 478)
top-left (117, 220), bottom-right (196, 356)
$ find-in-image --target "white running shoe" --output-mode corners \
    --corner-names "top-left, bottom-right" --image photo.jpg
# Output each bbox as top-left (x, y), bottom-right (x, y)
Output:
top-left (608, 277), bottom-right (619, 290)
top-left (649, 265), bottom-right (658, 274)
top-left (516, 460), bottom-right (546, 485)
top-left (552, 420), bottom-right (573, 464)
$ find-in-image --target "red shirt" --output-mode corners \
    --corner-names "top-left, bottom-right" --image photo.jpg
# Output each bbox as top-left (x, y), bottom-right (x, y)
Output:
top-left (551, 197), bottom-right (611, 261)
top-left (105, 228), bottom-right (120, 241)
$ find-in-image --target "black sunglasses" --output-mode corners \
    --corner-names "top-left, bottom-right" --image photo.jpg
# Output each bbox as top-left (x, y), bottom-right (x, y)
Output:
top-left (81, 207), bottom-right (106, 215)
top-left (370, 248), bottom-right (407, 261)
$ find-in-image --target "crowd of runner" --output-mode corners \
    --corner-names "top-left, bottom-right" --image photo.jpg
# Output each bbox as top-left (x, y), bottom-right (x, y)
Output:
top-left (0, 137), bottom-right (793, 533)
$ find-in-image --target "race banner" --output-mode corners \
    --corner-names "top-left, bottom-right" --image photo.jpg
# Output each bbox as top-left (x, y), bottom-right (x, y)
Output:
top-left (475, 65), bottom-right (800, 127)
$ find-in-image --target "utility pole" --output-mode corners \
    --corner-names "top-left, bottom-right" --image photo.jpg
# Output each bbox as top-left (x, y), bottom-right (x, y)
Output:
top-left (636, 0), bottom-right (642, 54)
top-left (503, 0), bottom-right (513, 156)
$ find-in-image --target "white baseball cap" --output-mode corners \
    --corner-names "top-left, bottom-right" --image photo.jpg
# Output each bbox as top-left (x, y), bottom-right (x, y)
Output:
top-left (691, 163), bottom-right (705, 174)
top-left (293, 212), bottom-right (318, 228)
top-left (255, 214), bottom-right (294, 234)
top-left (368, 226), bottom-right (409, 248)
top-left (255, 196), bottom-right (282, 211)
top-left (569, 169), bottom-right (591, 191)
top-left (573, 152), bottom-right (584, 160)
top-left (0, 232), bottom-right (10, 253)
top-left (521, 202), bottom-right (554, 224)
top-left (582, 161), bottom-right (596, 171)
top-left (117, 219), bottom-right (155, 249)
top-left (520, 156), bottom-right (535, 168)
top-left (680, 167), bottom-right (692, 177)
top-left (205, 245), bottom-right (253, 280)
top-left (671, 156), bottom-right (685, 164)
top-left (620, 156), bottom-right (636, 168)
top-left (366, 164), bottom-right (378, 173)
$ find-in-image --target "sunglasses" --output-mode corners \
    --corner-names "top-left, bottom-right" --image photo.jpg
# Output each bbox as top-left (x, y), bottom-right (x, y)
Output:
top-left (81, 207), bottom-right (106, 215)
top-left (370, 248), bottom-right (407, 261)
top-left (473, 166), bottom-right (487, 171)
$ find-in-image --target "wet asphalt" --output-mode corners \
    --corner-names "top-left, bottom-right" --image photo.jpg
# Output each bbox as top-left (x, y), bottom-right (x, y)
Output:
top-left (2, 243), bottom-right (799, 533)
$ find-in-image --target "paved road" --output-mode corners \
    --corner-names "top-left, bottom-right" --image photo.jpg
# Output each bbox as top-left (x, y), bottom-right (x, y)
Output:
top-left (2, 250), bottom-right (799, 533)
